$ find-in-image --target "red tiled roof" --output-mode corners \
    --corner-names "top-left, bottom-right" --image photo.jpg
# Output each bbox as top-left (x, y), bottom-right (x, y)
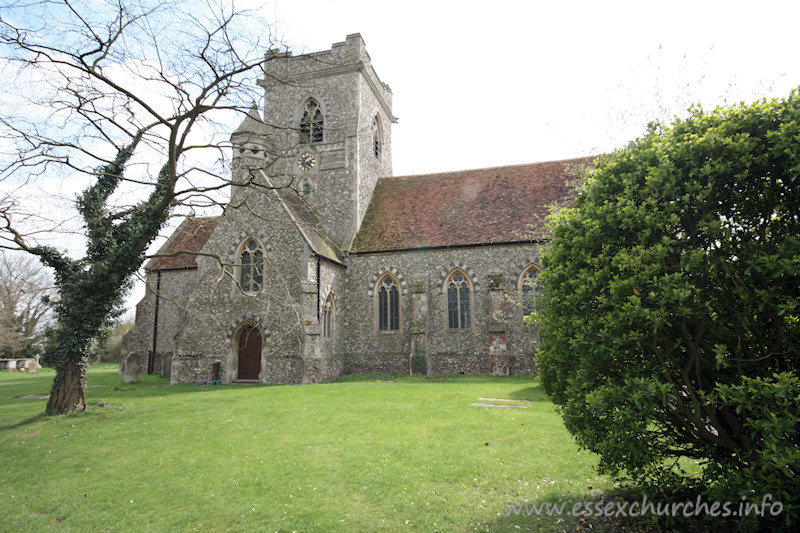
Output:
top-left (275, 188), bottom-right (344, 265)
top-left (351, 157), bottom-right (596, 253)
top-left (150, 217), bottom-right (219, 270)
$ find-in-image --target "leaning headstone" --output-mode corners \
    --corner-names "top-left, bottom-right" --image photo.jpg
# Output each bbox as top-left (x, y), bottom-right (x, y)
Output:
top-left (28, 357), bottom-right (39, 373)
top-left (123, 354), bottom-right (139, 384)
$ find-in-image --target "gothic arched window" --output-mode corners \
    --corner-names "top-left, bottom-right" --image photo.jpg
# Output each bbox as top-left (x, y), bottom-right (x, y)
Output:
top-left (300, 98), bottom-right (323, 143)
top-left (446, 270), bottom-right (472, 329)
top-left (519, 265), bottom-right (542, 316)
top-left (238, 239), bottom-right (264, 293)
top-left (372, 115), bottom-right (382, 159)
top-left (323, 294), bottom-right (335, 338)
top-left (377, 274), bottom-right (400, 331)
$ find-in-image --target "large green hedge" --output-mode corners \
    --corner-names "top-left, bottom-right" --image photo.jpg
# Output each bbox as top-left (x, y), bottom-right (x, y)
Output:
top-left (537, 90), bottom-right (800, 527)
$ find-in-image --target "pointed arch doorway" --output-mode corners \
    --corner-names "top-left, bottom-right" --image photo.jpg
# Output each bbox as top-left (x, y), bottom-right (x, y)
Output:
top-left (237, 325), bottom-right (262, 380)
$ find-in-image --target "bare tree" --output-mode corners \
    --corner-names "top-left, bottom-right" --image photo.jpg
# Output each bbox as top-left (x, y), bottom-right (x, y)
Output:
top-left (0, 0), bottom-right (281, 413)
top-left (0, 252), bottom-right (54, 358)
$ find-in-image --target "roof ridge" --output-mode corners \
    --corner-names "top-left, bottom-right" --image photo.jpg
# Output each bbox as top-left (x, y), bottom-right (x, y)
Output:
top-left (258, 170), bottom-right (344, 265)
top-left (383, 156), bottom-right (598, 181)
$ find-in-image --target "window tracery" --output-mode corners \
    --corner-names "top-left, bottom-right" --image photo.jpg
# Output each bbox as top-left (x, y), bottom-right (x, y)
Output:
top-left (239, 239), bottom-right (264, 293)
top-left (300, 98), bottom-right (323, 143)
top-left (377, 274), bottom-right (400, 331)
top-left (520, 265), bottom-right (542, 316)
top-left (446, 270), bottom-right (471, 329)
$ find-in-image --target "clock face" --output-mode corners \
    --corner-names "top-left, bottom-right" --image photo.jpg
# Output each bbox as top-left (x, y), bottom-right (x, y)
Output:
top-left (298, 152), bottom-right (316, 171)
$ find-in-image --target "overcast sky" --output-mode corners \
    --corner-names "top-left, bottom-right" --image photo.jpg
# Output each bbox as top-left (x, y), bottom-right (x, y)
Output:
top-left (255, 0), bottom-right (800, 176)
top-left (118, 0), bottom-right (800, 315)
top-left (7, 0), bottom-right (796, 315)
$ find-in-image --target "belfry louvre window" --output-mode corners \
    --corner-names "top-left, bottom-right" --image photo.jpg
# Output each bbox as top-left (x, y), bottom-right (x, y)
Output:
top-left (300, 99), bottom-right (323, 143)
top-left (239, 240), bottom-right (264, 293)
top-left (378, 275), bottom-right (400, 331)
top-left (447, 272), bottom-right (471, 329)
top-left (372, 116), bottom-right (382, 159)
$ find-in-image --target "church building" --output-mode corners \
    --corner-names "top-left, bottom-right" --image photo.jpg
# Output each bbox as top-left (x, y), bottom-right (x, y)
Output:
top-left (121, 34), bottom-right (593, 384)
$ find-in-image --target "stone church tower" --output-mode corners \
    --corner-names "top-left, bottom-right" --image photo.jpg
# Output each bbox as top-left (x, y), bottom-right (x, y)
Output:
top-left (122, 34), bottom-right (591, 385)
top-left (235, 33), bottom-right (395, 248)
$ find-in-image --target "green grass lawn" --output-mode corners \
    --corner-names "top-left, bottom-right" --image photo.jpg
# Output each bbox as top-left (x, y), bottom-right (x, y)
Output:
top-left (1, 365), bottom-right (613, 532)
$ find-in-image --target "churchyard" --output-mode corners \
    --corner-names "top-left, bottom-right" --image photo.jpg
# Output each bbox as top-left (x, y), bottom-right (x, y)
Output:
top-left (1, 365), bottom-right (616, 531)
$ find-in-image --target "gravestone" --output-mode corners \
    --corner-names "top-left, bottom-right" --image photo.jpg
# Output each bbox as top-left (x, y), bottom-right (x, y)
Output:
top-left (161, 353), bottom-right (172, 378)
top-left (123, 354), bottom-right (139, 384)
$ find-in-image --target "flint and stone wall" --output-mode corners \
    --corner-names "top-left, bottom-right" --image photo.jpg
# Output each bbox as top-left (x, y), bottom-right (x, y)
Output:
top-left (339, 243), bottom-right (543, 376)
top-left (260, 33), bottom-right (393, 248)
top-left (169, 187), bottom-right (317, 385)
top-left (124, 240), bottom-right (543, 384)
top-left (123, 35), bottom-right (544, 386)
top-left (121, 268), bottom-right (198, 376)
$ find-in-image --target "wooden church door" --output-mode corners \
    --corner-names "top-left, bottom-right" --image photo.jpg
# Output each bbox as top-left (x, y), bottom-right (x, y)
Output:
top-left (238, 325), bottom-right (262, 380)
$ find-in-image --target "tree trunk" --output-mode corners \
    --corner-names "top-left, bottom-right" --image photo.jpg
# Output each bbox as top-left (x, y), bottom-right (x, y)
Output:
top-left (46, 359), bottom-right (87, 414)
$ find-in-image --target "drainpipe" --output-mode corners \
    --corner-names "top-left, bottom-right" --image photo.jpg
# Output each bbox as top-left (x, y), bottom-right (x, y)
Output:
top-left (149, 270), bottom-right (161, 375)
top-left (316, 255), bottom-right (321, 322)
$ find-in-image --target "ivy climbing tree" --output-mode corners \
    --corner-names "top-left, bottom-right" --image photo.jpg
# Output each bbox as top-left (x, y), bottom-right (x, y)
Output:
top-left (536, 90), bottom-right (800, 525)
top-left (0, 0), bottom-right (279, 414)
